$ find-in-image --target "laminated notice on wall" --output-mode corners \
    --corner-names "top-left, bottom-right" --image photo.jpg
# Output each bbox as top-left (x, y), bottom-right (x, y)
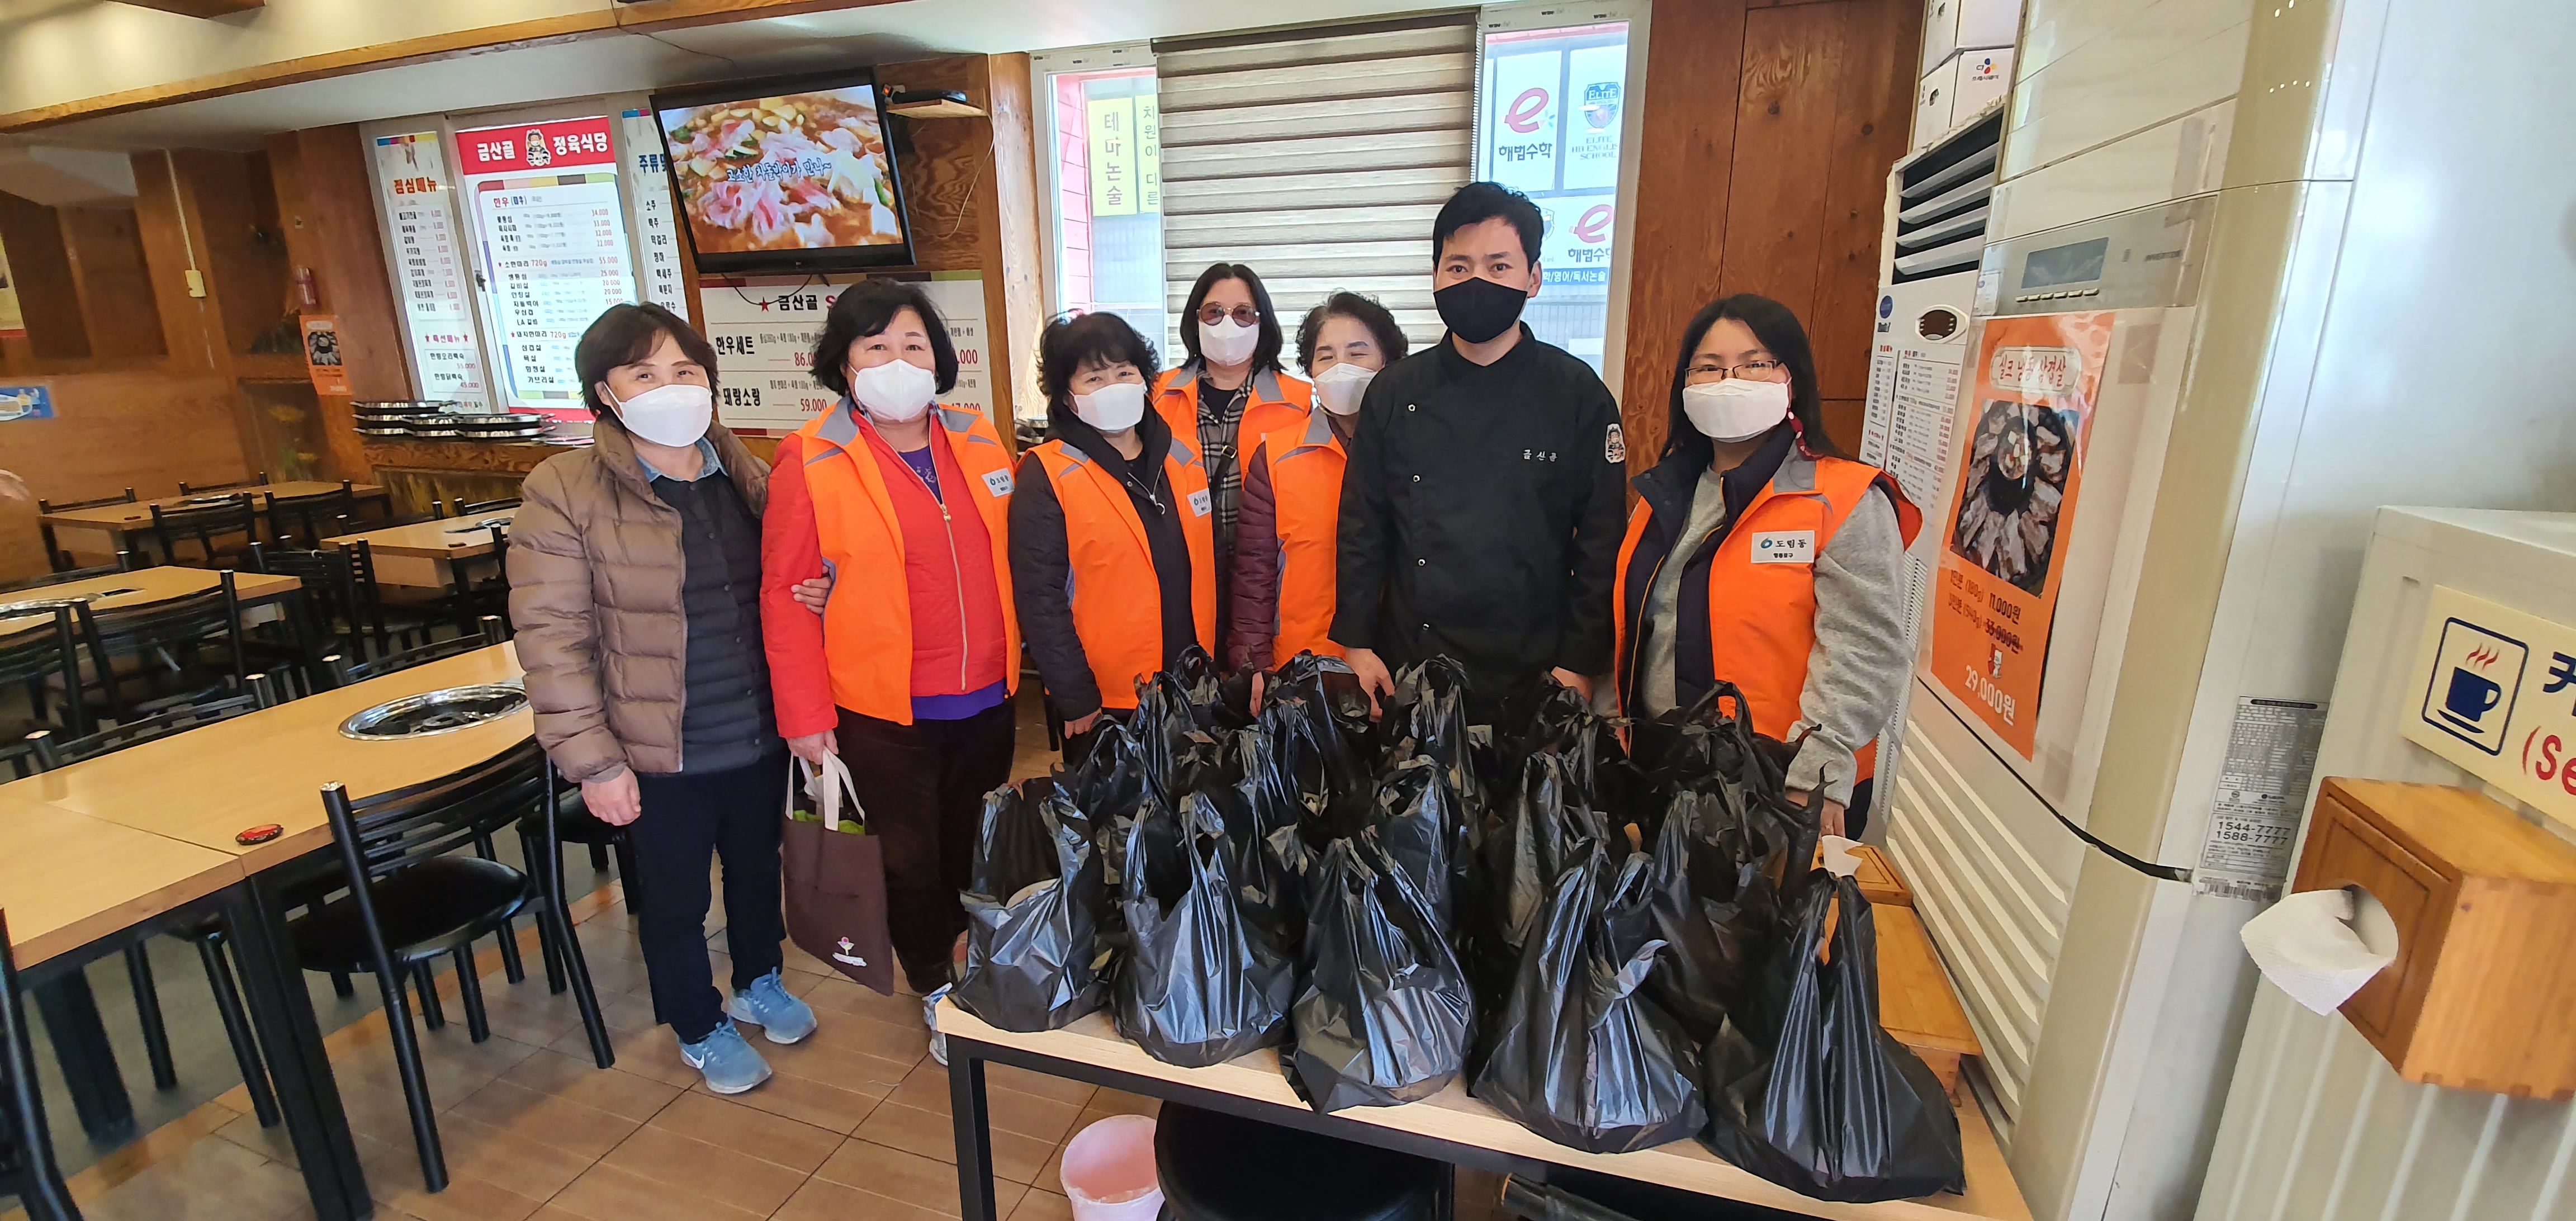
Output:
top-left (2193, 697), bottom-right (2328, 902)
top-left (699, 272), bottom-right (988, 433)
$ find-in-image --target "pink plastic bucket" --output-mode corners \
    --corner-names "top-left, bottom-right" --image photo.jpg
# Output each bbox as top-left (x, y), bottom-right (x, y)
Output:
top-left (1058, 1114), bottom-right (1163, 1220)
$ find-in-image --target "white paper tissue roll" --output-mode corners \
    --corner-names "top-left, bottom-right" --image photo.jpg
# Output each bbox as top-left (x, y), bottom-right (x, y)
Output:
top-left (2241, 887), bottom-right (2399, 1016)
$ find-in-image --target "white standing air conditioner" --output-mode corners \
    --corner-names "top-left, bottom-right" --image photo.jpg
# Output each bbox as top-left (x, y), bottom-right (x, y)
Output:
top-left (1879, 0), bottom-right (2576, 1218)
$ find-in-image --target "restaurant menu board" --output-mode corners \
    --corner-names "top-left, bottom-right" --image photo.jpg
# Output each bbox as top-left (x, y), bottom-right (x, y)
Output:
top-left (1926, 312), bottom-right (2113, 758)
top-left (619, 109), bottom-right (693, 318)
top-left (455, 116), bottom-right (640, 415)
top-left (698, 272), bottom-right (990, 434)
top-left (373, 131), bottom-right (490, 407)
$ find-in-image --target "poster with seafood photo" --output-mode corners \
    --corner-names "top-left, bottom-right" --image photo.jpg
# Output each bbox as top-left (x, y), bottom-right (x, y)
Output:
top-left (658, 88), bottom-right (907, 257)
top-left (1926, 311), bottom-right (2111, 757)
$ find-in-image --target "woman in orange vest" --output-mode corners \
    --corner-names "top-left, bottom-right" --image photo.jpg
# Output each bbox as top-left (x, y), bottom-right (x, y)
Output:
top-left (1013, 312), bottom-right (1215, 755)
top-left (1613, 294), bottom-right (1921, 838)
top-left (1152, 263), bottom-right (1311, 660)
top-left (761, 280), bottom-right (1017, 1041)
top-left (1227, 291), bottom-right (1409, 673)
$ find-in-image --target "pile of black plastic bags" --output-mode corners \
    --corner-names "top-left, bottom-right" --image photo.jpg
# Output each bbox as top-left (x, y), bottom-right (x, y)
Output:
top-left (951, 650), bottom-right (1966, 1203)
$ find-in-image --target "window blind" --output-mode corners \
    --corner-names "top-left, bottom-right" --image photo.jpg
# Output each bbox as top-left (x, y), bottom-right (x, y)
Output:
top-left (1153, 15), bottom-right (1478, 362)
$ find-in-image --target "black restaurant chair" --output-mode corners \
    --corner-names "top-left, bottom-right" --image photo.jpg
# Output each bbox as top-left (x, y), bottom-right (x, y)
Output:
top-left (0, 605), bottom-right (91, 744)
top-left (175, 470), bottom-right (268, 496)
top-left (320, 614), bottom-right (510, 689)
top-left (0, 911), bottom-right (84, 1221)
top-left (0, 550), bottom-right (140, 595)
top-left (440, 525), bottom-right (511, 638)
top-left (21, 679), bottom-right (290, 1132)
top-left (70, 571), bottom-right (247, 724)
top-left (146, 495), bottom-right (257, 569)
top-left (292, 742), bottom-right (614, 1192)
top-left (263, 480), bottom-right (357, 550)
top-left (454, 498), bottom-right (519, 515)
top-left (35, 488), bottom-right (135, 574)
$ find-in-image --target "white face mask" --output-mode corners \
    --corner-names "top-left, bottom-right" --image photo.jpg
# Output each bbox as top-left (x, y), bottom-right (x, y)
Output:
top-left (1314, 362), bottom-right (1376, 417)
top-left (850, 358), bottom-right (937, 424)
top-left (1198, 316), bottom-right (1258, 367)
top-left (1682, 377), bottom-right (1792, 443)
top-left (607, 382), bottom-right (713, 448)
top-left (1072, 381), bottom-right (1147, 433)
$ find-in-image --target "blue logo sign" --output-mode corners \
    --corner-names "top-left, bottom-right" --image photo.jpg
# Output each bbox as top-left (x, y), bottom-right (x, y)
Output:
top-left (0, 385), bottom-right (53, 422)
top-left (2421, 616), bottom-right (2527, 755)
top-left (1879, 296), bottom-right (1895, 319)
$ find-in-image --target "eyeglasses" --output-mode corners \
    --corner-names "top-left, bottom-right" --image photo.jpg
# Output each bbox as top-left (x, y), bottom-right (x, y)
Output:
top-left (1692, 359), bottom-right (1787, 380)
top-left (1197, 304), bottom-right (1262, 327)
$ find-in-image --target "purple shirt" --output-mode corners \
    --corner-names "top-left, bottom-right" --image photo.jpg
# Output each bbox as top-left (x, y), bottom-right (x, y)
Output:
top-left (898, 445), bottom-right (941, 502)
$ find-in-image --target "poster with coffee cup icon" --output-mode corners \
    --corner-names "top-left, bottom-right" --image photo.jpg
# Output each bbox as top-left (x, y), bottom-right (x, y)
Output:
top-left (2402, 585), bottom-right (2576, 830)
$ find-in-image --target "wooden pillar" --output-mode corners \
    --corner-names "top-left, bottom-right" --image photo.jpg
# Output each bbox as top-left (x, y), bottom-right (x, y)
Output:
top-left (1620, 0), bottom-right (1921, 465)
top-left (268, 125), bottom-right (410, 480)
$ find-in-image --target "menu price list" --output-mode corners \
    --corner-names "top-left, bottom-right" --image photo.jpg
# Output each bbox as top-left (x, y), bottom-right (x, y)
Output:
top-left (620, 110), bottom-right (692, 318)
top-left (699, 274), bottom-right (990, 433)
top-left (376, 131), bottom-right (490, 407)
top-left (479, 174), bottom-right (638, 403)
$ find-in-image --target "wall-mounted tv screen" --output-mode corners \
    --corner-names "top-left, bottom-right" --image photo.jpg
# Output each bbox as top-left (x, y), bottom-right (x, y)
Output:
top-left (651, 70), bottom-right (915, 274)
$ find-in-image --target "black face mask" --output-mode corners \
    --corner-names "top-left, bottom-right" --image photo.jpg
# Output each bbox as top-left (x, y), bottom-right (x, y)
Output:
top-left (1434, 276), bottom-right (1530, 344)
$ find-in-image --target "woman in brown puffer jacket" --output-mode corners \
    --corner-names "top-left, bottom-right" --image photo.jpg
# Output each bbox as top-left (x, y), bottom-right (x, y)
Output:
top-left (506, 302), bottom-right (820, 1095)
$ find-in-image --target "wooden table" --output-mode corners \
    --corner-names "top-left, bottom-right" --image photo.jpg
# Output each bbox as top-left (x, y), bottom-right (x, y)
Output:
top-left (0, 642), bottom-right (530, 1221)
top-left (323, 509), bottom-right (515, 591)
top-left (40, 482), bottom-right (389, 563)
top-left (939, 1001), bottom-right (2032, 1221)
top-left (0, 565), bottom-right (304, 636)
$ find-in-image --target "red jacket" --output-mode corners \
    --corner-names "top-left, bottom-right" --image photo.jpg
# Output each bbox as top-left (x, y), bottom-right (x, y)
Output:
top-left (761, 415), bottom-right (1011, 735)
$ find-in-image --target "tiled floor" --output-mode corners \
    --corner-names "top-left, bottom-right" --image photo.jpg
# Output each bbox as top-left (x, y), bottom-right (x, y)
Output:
top-left (11, 879), bottom-right (1142, 1221)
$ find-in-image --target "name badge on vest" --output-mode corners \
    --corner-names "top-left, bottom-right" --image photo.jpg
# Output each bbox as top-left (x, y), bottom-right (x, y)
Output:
top-left (1188, 488), bottom-right (1213, 517)
top-left (981, 469), bottom-right (1014, 498)
top-left (1749, 531), bottom-right (1816, 565)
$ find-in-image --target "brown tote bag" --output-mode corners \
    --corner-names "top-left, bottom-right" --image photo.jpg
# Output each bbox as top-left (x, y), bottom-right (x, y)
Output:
top-left (782, 754), bottom-right (896, 995)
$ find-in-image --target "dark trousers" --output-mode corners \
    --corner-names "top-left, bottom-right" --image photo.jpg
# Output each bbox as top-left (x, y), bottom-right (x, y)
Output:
top-left (837, 702), bottom-right (1017, 994)
top-left (628, 749), bottom-right (789, 1044)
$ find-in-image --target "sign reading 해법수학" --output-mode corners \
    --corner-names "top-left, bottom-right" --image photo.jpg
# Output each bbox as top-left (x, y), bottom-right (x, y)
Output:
top-left (2401, 585), bottom-right (2576, 829)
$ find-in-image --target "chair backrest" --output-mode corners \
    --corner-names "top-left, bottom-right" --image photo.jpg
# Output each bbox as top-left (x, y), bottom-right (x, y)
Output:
top-left (74, 570), bottom-right (244, 676)
top-left (455, 498), bottom-right (520, 515)
top-left (37, 489), bottom-right (138, 572)
top-left (0, 607), bottom-right (87, 736)
top-left (248, 542), bottom-right (365, 643)
top-left (177, 471), bottom-right (269, 496)
top-left (27, 683), bottom-right (267, 770)
top-left (447, 525), bottom-right (510, 596)
top-left (149, 495), bottom-right (257, 566)
top-left (321, 739), bottom-right (548, 890)
top-left (324, 616), bottom-right (507, 687)
top-left (263, 481), bottom-right (357, 550)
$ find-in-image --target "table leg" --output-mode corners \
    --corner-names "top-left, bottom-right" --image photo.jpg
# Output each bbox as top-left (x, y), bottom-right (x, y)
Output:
top-left (30, 969), bottom-right (135, 1147)
top-left (948, 1049), bottom-right (1000, 1221)
top-left (223, 875), bottom-right (371, 1221)
top-left (285, 591), bottom-right (324, 697)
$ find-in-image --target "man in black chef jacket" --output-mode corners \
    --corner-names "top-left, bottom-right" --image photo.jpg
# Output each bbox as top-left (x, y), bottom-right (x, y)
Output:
top-left (1333, 181), bottom-right (1627, 722)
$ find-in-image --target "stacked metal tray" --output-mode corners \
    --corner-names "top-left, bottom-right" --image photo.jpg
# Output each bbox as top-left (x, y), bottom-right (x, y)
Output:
top-left (352, 401), bottom-right (549, 442)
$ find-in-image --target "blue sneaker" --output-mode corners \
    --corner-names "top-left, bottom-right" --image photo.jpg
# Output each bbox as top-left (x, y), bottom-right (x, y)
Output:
top-left (726, 970), bottom-right (818, 1045)
top-left (679, 1019), bottom-right (772, 1095)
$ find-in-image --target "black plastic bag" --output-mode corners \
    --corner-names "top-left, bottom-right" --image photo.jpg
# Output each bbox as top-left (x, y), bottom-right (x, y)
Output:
top-left (1284, 836), bottom-right (1474, 1113)
top-left (1641, 787), bottom-right (1788, 1043)
top-left (953, 779), bottom-right (1110, 1032)
top-left (1700, 872), bottom-right (1966, 1203)
top-left (1276, 651), bottom-right (1376, 741)
top-left (1067, 717), bottom-right (1145, 828)
top-left (1134, 670), bottom-right (1229, 806)
top-left (1475, 753), bottom-right (1602, 982)
top-left (1380, 657), bottom-right (1476, 798)
top-left (1224, 728), bottom-right (1309, 960)
top-left (1368, 755), bottom-right (1469, 934)
top-left (1114, 793), bottom-right (1296, 1067)
top-left (1471, 839), bottom-right (1704, 1154)
top-left (1262, 684), bottom-right (1374, 841)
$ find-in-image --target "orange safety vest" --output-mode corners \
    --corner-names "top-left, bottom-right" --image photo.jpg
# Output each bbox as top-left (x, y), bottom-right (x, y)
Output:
top-left (1032, 432), bottom-right (1217, 711)
top-left (1252, 409), bottom-right (1348, 662)
top-left (1152, 364), bottom-right (1311, 461)
top-left (1612, 452), bottom-right (1922, 781)
top-left (792, 403), bottom-right (1019, 725)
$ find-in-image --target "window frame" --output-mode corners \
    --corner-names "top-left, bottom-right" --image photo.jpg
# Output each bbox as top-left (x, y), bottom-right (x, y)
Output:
top-left (1028, 44), bottom-right (1159, 371)
top-left (1475, 0), bottom-right (1652, 394)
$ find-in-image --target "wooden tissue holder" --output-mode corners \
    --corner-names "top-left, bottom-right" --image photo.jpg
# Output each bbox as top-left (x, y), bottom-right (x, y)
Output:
top-left (2293, 778), bottom-right (2576, 1099)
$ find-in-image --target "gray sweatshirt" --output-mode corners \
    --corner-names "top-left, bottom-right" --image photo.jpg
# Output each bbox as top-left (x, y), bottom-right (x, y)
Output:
top-left (1640, 453), bottom-right (1911, 806)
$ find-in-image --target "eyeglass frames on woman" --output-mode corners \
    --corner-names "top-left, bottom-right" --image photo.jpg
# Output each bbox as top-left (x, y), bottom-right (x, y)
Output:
top-left (1690, 359), bottom-right (1788, 380)
top-left (1197, 305), bottom-right (1262, 327)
